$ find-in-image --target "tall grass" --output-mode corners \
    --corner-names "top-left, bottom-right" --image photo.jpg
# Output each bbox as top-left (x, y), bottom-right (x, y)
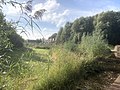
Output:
top-left (0, 48), bottom-right (50, 90)
top-left (0, 30), bottom-right (111, 90)
top-left (35, 48), bottom-right (82, 90)
top-left (35, 30), bottom-right (111, 90)
top-left (35, 50), bottom-right (108, 89)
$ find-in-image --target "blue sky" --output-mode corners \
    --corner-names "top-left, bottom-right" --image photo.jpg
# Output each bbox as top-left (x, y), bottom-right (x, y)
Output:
top-left (2, 0), bottom-right (120, 40)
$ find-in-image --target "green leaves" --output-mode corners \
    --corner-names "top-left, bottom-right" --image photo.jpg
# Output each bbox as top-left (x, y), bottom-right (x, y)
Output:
top-left (56, 11), bottom-right (120, 45)
top-left (79, 30), bottom-right (110, 58)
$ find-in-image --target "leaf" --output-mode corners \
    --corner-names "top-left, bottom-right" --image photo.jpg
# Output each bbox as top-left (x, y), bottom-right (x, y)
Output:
top-left (21, 16), bottom-right (31, 26)
top-left (32, 19), bottom-right (44, 38)
top-left (20, 30), bottom-right (29, 38)
top-left (17, 26), bottom-right (30, 37)
top-left (32, 19), bottom-right (41, 31)
top-left (30, 17), bottom-right (34, 34)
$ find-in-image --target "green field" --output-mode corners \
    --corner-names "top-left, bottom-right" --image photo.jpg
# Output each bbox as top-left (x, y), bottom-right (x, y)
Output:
top-left (0, 6), bottom-right (120, 90)
top-left (0, 48), bottom-right (51, 90)
top-left (1, 47), bottom-right (120, 90)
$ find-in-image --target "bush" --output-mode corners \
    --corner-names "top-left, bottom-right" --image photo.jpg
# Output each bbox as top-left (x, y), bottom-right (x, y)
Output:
top-left (0, 11), bottom-right (24, 73)
top-left (79, 30), bottom-right (111, 58)
top-left (64, 41), bottom-right (78, 51)
top-left (9, 33), bottom-right (24, 48)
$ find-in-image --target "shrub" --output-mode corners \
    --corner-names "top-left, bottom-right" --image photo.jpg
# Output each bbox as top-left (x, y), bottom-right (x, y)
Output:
top-left (0, 11), bottom-right (24, 73)
top-left (64, 41), bottom-right (78, 51)
top-left (9, 33), bottom-right (24, 48)
top-left (79, 30), bottom-right (111, 58)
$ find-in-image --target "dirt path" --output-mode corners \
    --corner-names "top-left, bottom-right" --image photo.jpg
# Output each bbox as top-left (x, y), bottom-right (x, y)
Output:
top-left (106, 75), bottom-right (120, 90)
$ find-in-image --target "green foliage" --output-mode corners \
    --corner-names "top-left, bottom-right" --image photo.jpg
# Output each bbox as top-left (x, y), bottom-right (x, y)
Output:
top-left (0, 48), bottom-right (50, 90)
top-left (0, 44), bottom-right (111, 90)
top-left (56, 27), bottom-right (63, 43)
top-left (79, 30), bottom-right (110, 58)
top-left (0, 47), bottom-right (119, 90)
top-left (0, 5), bottom-right (118, 90)
top-left (94, 11), bottom-right (120, 45)
top-left (0, 11), bottom-right (24, 49)
top-left (0, 31), bottom-right (12, 54)
top-left (56, 22), bottom-right (73, 43)
top-left (64, 41), bottom-right (78, 51)
top-left (0, 12), bottom-right (13, 72)
top-left (35, 46), bottom-right (104, 90)
top-left (9, 32), bottom-right (24, 48)
top-left (56, 11), bottom-right (120, 45)
top-left (0, 11), bottom-right (24, 73)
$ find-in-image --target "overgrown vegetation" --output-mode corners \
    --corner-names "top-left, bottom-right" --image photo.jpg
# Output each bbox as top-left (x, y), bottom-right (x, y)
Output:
top-left (56, 11), bottom-right (120, 45)
top-left (0, 11), bottom-right (24, 73)
top-left (34, 30), bottom-right (111, 90)
top-left (3, 28), bottom-right (109, 90)
top-left (0, 5), bottom-right (120, 90)
top-left (79, 30), bottom-right (110, 58)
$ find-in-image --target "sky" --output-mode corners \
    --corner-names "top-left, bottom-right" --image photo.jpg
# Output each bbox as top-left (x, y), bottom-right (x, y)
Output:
top-left (2, 0), bottom-right (120, 40)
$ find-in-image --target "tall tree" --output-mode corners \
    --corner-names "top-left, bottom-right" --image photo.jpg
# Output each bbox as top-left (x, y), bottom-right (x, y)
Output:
top-left (61, 22), bottom-right (72, 42)
top-left (56, 27), bottom-right (63, 43)
top-left (56, 11), bottom-right (120, 45)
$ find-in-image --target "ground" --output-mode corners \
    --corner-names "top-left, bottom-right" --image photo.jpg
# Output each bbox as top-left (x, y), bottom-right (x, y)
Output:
top-left (1, 48), bottom-right (120, 90)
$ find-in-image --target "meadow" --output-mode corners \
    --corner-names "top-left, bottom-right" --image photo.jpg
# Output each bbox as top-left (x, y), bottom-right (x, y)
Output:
top-left (0, 10), bottom-right (120, 90)
top-left (1, 33), bottom-right (120, 90)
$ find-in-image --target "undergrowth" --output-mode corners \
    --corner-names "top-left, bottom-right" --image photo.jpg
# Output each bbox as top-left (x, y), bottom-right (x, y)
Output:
top-left (0, 30), bottom-right (112, 90)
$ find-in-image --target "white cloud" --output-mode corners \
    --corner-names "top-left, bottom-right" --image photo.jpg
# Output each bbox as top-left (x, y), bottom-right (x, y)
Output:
top-left (3, 0), bottom-right (69, 27)
top-left (2, 4), bottom-right (21, 16)
top-left (32, 0), bottom-right (70, 27)
top-left (68, 5), bottom-right (120, 22)
top-left (18, 27), bottom-right (56, 40)
top-left (33, 0), bottom-right (59, 12)
top-left (42, 9), bottom-right (69, 27)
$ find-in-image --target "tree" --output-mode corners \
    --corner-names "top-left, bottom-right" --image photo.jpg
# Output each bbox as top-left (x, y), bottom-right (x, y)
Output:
top-left (56, 27), bottom-right (63, 43)
top-left (94, 11), bottom-right (120, 45)
top-left (60, 22), bottom-right (72, 42)
top-left (56, 11), bottom-right (120, 45)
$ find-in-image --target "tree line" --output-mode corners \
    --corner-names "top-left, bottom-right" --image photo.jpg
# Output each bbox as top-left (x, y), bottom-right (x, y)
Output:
top-left (53, 11), bottom-right (120, 45)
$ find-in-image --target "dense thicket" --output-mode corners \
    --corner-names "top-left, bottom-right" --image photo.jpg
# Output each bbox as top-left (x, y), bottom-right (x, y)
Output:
top-left (56, 11), bottom-right (120, 45)
top-left (0, 11), bottom-right (24, 71)
top-left (0, 11), bottom-right (24, 49)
